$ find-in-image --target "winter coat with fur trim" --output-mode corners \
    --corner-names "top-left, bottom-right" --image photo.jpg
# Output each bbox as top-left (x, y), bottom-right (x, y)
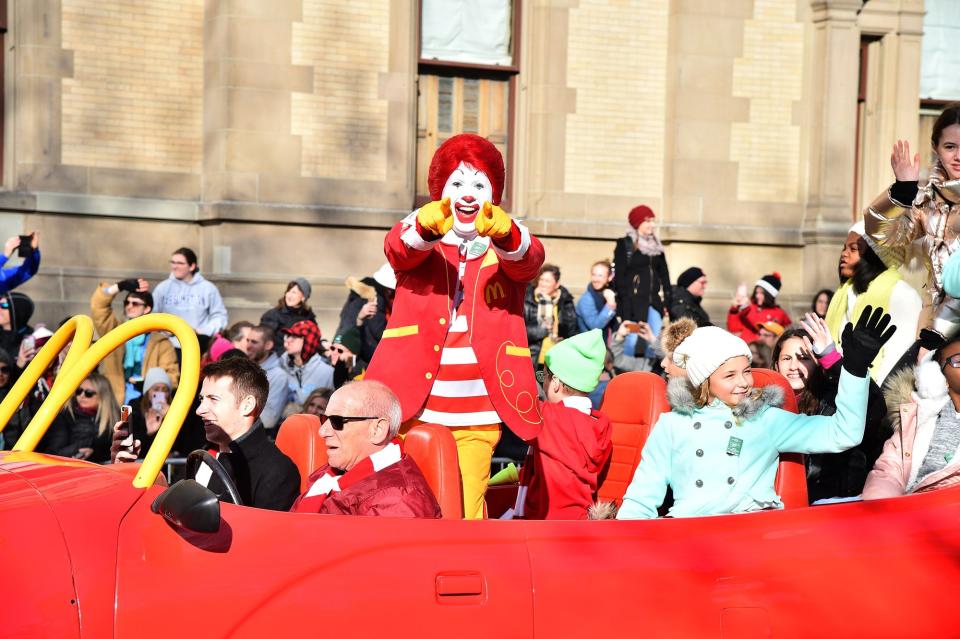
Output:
top-left (616, 369), bottom-right (869, 519)
top-left (862, 361), bottom-right (960, 499)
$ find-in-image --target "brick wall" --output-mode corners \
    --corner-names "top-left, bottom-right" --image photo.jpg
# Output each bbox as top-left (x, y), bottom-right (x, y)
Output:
top-left (61, 0), bottom-right (203, 174)
top-left (291, 0), bottom-right (391, 180)
top-left (729, 0), bottom-right (804, 203)
top-left (564, 0), bottom-right (669, 200)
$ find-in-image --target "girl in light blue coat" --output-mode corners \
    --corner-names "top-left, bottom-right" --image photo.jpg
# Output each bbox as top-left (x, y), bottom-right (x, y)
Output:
top-left (617, 307), bottom-right (895, 519)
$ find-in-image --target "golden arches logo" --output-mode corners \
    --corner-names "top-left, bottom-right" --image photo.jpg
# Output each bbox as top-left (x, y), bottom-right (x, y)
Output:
top-left (485, 281), bottom-right (505, 304)
top-left (0, 313), bottom-right (200, 488)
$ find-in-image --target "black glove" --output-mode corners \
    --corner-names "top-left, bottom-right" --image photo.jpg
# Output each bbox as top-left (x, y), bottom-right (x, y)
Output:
top-left (117, 278), bottom-right (140, 293)
top-left (841, 305), bottom-right (897, 377)
top-left (918, 328), bottom-right (946, 352)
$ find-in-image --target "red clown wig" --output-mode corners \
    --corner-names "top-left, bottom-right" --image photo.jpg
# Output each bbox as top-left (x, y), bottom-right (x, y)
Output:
top-left (427, 134), bottom-right (505, 205)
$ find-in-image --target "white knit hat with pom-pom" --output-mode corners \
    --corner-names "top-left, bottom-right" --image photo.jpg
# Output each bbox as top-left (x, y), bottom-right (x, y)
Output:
top-left (672, 327), bottom-right (752, 386)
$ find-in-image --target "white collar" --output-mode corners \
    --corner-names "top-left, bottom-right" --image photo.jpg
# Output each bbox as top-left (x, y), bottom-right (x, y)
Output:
top-left (561, 395), bottom-right (593, 415)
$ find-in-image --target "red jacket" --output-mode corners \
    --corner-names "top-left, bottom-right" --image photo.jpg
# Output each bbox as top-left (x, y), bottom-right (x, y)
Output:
top-left (293, 456), bottom-right (441, 518)
top-left (365, 214), bottom-right (545, 439)
top-left (727, 303), bottom-right (792, 343)
top-left (522, 401), bottom-right (612, 520)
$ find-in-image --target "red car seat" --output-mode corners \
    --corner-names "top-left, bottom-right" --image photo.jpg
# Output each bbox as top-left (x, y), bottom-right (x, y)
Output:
top-left (404, 424), bottom-right (463, 519)
top-left (276, 414), bottom-right (328, 493)
top-left (750, 368), bottom-right (808, 509)
top-left (596, 369), bottom-right (808, 510)
top-left (597, 372), bottom-right (671, 505)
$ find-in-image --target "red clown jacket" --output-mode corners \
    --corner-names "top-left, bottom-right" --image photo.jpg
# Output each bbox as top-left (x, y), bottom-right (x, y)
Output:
top-left (365, 211), bottom-right (546, 440)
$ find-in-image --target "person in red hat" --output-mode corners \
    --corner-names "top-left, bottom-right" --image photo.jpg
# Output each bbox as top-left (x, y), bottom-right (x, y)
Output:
top-left (365, 133), bottom-right (545, 519)
top-left (613, 205), bottom-right (672, 359)
top-left (280, 319), bottom-right (333, 409)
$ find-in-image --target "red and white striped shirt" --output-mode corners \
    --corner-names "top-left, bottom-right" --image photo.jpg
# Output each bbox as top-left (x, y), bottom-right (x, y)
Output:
top-left (418, 236), bottom-right (498, 427)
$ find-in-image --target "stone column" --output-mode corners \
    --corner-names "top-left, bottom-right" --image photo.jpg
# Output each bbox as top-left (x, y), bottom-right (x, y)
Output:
top-left (802, 0), bottom-right (864, 293)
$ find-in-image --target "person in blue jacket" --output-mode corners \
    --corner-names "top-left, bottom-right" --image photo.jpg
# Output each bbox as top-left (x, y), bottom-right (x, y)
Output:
top-left (617, 307), bottom-right (895, 519)
top-left (0, 232), bottom-right (40, 295)
top-left (576, 259), bottom-right (617, 335)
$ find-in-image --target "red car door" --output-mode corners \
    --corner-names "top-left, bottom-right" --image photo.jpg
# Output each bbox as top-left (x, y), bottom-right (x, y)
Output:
top-left (115, 492), bottom-right (533, 638)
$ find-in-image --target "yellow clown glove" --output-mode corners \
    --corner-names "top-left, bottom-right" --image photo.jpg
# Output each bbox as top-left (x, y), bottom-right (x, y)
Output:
top-left (475, 201), bottom-right (513, 239)
top-left (417, 198), bottom-right (454, 237)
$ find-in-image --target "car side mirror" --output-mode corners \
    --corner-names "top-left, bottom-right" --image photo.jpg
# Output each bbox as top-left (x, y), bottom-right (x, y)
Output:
top-left (151, 479), bottom-right (221, 534)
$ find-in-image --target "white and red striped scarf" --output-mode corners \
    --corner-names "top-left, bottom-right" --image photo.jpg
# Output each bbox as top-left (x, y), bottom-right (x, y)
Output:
top-left (292, 439), bottom-right (403, 513)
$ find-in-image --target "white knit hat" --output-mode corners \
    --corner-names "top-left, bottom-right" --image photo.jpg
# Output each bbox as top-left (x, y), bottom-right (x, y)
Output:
top-left (672, 326), bottom-right (752, 386)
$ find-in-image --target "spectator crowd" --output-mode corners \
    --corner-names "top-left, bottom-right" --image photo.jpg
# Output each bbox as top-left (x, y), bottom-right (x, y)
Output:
top-left (3, 104), bottom-right (960, 523)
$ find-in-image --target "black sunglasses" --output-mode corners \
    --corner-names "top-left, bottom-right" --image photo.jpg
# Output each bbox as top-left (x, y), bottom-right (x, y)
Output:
top-left (0, 299), bottom-right (8, 310)
top-left (0, 366), bottom-right (10, 374)
top-left (323, 414), bottom-right (378, 431)
top-left (535, 368), bottom-right (552, 384)
top-left (75, 388), bottom-right (97, 398)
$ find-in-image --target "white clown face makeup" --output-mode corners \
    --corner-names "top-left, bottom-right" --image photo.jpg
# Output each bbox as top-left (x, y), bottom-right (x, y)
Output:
top-left (441, 162), bottom-right (493, 237)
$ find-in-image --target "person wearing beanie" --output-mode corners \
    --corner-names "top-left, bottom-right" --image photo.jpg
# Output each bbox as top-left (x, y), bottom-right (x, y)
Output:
top-left (0, 291), bottom-right (35, 364)
top-left (823, 221), bottom-right (921, 385)
top-left (121, 367), bottom-right (177, 459)
top-left (613, 204), bottom-right (672, 359)
top-left (334, 264), bottom-right (396, 367)
top-left (260, 278), bottom-right (318, 354)
top-left (502, 330), bottom-right (612, 520)
top-left (90, 279), bottom-right (180, 403)
top-left (726, 271), bottom-right (792, 344)
top-left (330, 327), bottom-right (364, 388)
top-left (669, 266), bottom-right (711, 327)
top-left (618, 307), bottom-right (896, 520)
top-left (281, 320), bottom-right (333, 407)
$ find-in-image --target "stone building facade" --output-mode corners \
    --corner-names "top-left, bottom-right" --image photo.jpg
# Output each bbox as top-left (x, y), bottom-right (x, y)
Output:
top-left (0, 0), bottom-right (929, 335)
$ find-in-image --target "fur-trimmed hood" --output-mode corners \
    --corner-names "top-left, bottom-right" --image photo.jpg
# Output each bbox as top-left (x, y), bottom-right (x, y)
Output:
top-left (883, 358), bottom-right (949, 432)
top-left (666, 376), bottom-right (785, 421)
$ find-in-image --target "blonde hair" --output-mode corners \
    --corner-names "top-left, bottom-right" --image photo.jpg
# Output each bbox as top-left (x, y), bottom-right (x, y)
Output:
top-left (67, 373), bottom-right (121, 437)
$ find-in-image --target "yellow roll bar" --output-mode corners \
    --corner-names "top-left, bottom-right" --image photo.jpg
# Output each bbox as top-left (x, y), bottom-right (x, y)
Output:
top-left (7, 313), bottom-right (200, 489)
top-left (0, 315), bottom-right (94, 433)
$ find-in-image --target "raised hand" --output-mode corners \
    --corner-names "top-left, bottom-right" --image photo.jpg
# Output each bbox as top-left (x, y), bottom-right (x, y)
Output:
top-left (475, 201), bottom-right (513, 239)
top-left (890, 139), bottom-right (920, 182)
top-left (840, 305), bottom-right (897, 377)
top-left (800, 312), bottom-right (834, 357)
top-left (416, 198), bottom-right (454, 237)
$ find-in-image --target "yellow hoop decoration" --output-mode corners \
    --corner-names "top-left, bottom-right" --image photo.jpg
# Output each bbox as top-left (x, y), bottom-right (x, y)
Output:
top-left (0, 315), bottom-right (94, 434)
top-left (1, 313), bottom-right (200, 489)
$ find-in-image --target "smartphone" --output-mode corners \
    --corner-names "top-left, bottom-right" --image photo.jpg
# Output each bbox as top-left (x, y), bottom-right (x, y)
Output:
top-left (120, 405), bottom-right (132, 423)
top-left (17, 235), bottom-right (33, 258)
top-left (623, 321), bottom-right (643, 333)
top-left (151, 391), bottom-right (167, 412)
top-left (21, 335), bottom-right (35, 352)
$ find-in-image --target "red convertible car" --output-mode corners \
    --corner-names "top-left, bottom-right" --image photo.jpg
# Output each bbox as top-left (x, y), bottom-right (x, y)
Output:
top-left (3, 315), bottom-right (959, 638)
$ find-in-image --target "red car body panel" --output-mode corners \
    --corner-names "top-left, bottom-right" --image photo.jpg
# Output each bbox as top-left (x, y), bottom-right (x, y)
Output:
top-left (6, 455), bottom-right (960, 637)
top-left (115, 493), bottom-right (534, 638)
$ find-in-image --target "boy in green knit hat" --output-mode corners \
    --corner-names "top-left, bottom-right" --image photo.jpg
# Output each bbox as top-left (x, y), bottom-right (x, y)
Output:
top-left (506, 329), bottom-right (613, 519)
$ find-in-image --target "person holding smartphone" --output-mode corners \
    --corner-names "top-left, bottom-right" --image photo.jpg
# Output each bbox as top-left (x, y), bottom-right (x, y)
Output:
top-left (0, 232), bottom-right (40, 296)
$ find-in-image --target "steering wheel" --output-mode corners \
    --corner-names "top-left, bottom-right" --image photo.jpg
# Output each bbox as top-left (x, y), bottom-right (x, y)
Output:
top-left (185, 450), bottom-right (243, 506)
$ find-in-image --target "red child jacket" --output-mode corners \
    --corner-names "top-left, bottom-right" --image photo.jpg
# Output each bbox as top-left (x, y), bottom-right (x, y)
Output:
top-left (522, 401), bottom-right (613, 520)
top-left (365, 212), bottom-right (545, 440)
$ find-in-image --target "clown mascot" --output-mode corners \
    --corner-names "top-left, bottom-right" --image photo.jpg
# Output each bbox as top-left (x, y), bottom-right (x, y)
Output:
top-left (365, 134), bottom-right (545, 519)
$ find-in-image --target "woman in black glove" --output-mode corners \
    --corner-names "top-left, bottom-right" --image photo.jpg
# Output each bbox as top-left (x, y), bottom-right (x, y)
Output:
top-left (773, 313), bottom-right (891, 501)
top-left (617, 307), bottom-right (896, 519)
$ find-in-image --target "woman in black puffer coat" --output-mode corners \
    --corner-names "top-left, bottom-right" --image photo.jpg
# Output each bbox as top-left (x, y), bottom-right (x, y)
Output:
top-left (260, 278), bottom-right (317, 353)
top-left (613, 205), bottom-right (671, 326)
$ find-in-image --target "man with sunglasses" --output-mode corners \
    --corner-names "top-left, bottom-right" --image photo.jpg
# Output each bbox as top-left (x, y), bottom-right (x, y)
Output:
top-left (291, 380), bottom-right (440, 518)
top-left (91, 279), bottom-right (179, 403)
